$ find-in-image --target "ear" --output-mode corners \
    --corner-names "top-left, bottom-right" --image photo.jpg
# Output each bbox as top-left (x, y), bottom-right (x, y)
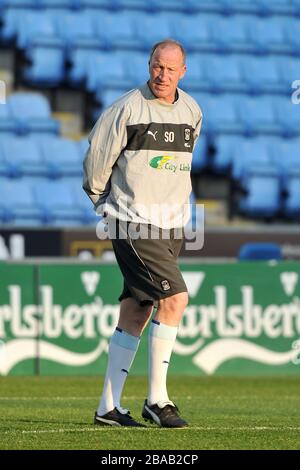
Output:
top-left (179, 64), bottom-right (187, 80)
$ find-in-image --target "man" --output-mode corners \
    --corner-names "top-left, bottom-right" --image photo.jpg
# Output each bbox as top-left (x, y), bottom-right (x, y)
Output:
top-left (83, 39), bottom-right (202, 428)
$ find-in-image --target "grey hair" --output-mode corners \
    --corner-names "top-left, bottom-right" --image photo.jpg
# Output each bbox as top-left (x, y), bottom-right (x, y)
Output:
top-left (148, 39), bottom-right (186, 65)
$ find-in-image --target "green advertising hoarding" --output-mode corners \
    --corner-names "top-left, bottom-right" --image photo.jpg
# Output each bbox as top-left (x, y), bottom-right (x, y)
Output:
top-left (0, 262), bottom-right (300, 376)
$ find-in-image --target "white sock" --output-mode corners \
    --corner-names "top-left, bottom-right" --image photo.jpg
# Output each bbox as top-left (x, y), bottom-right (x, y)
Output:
top-left (97, 327), bottom-right (140, 416)
top-left (148, 319), bottom-right (178, 406)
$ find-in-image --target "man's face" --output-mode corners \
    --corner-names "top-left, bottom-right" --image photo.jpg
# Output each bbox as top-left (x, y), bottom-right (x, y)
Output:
top-left (149, 46), bottom-right (187, 104)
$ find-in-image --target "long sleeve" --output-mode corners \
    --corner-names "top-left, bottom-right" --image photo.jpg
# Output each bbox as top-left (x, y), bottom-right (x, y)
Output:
top-left (83, 103), bottom-right (129, 210)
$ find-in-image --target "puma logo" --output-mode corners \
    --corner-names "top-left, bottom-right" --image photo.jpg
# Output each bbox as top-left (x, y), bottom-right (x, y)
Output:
top-left (147, 130), bottom-right (158, 141)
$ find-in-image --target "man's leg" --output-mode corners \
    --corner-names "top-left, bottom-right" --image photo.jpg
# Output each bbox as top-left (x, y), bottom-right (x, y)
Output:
top-left (96, 298), bottom-right (153, 426)
top-left (143, 291), bottom-right (189, 428)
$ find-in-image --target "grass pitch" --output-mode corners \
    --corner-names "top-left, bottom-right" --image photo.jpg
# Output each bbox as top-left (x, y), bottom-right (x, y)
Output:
top-left (0, 375), bottom-right (300, 450)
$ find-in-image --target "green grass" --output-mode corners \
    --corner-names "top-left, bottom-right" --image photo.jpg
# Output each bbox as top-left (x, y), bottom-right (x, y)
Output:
top-left (0, 376), bottom-right (300, 450)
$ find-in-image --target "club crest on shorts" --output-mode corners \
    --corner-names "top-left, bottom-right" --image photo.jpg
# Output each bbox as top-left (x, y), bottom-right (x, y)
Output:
top-left (161, 279), bottom-right (171, 291)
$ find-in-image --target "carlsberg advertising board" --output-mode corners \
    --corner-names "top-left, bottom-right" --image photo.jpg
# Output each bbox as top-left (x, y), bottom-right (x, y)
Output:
top-left (0, 262), bottom-right (300, 376)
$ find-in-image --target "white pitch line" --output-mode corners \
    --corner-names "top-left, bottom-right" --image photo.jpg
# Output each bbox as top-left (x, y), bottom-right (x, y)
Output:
top-left (1, 426), bottom-right (300, 435)
top-left (0, 395), bottom-right (300, 401)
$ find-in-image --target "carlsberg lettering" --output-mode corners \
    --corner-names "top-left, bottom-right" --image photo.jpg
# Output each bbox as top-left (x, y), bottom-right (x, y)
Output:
top-left (1, 284), bottom-right (300, 341)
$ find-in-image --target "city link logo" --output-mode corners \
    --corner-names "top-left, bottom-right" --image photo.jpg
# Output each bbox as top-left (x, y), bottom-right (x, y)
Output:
top-left (149, 156), bottom-right (190, 173)
top-left (0, 270), bottom-right (300, 375)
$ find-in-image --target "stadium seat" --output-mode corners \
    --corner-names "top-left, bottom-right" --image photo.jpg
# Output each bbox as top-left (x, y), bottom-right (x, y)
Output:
top-left (0, 102), bottom-right (18, 134)
top-left (180, 55), bottom-right (210, 92)
top-left (68, 49), bottom-right (97, 86)
top-left (71, 178), bottom-right (101, 225)
top-left (211, 135), bottom-right (245, 174)
top-left (0, 135), bottom-right (46, 177)
top-left (219, 0), bottom-right (262, 15)
top-left (80, 0), bottom-right (120, 10)
top-left (55, 10), bottom-right (99, 51)
top-left (257, 0), bottom-right (298, 16)
top-left (39, 0), bottom-right (79, 8)
top-left (86, 52), bottom-right (133, 92)
top-left (38, 136), bottom-right (82, 178)
top-left (284, 168), bottom-right (300, 217)
top-left (232, 138), bottom-right (273, 181)
top-left (134, 13), bottom-right (173, 50)
top-left (15, 11), bottom-right (57, 50)
top-left (191, 135), bottom-right (207, 172)
top-left (33, 179), bottom-right (85, 225)
top-left (210, 15), bottom-right (254, 54)
top-left (284, 18), bottom-right (300, 54)
top-left (248, 17), bottom-right (292, 55)
top-left (203, 95), bottom-right (243, 135)
top-left (0, 8), bottom-right (27, 43)
top-left (22, 39), bottom-right (65, 87)
top-left (78, 137), bottom-right (89, 157)
top-left (237, 96), bottom-right (281, 136)
top-left (274, 97), bottom-right (300, 137)
top-left (0, 178), bottom-right (43, 225)
top-left (8, 93), bottom-right (60, 135)
top-left (241, 57), bottom-right (284, 95)
top-left (206, 56), bottom-right (247, 94)
top-left (173, 14), bottom-right (216, 53)
top-left (239, 166), bottom-right (281, 217)
top-left (269, 138), bottom-right (300, 183)
top-left (238, 242), bottom-right (283, 261)
top-left (94, 11), bottom-right (141, 51)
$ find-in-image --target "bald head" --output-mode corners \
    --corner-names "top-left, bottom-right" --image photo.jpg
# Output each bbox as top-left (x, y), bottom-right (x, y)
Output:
top-left (148, 39), bottom-right (187, 104)
top-left (149, 39), bottom-right (186, 66)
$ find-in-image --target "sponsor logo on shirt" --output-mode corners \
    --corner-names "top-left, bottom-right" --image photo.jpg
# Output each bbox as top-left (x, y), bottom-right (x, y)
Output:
top-left (149, 156), bottom-right (190, 172)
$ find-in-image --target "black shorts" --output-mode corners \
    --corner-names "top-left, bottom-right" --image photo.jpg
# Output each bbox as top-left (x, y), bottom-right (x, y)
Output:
top-left (111, 221), bottom-right (187, 307)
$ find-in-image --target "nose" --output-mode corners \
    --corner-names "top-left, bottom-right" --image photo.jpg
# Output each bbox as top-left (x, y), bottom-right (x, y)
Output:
top-left (159, 67), bottom-right (168, 81)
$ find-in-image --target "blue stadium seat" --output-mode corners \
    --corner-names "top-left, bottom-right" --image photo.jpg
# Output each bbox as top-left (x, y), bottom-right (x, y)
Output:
top-left (22, 39), bottom-right (65, 87)
top-left (192, 135), bottom-right (207, 172)
top-left (0, 102), bottom-right (17, 134)
top-left (284, 18), bottom-right (300, 54)
top-left (284, 168), bottom-right (300, 217)
top-left (86, 52), bottom-right (133, 92)
top-left (33, 179), bottom-right (85, 225)
top-left (15, 11), bottom-right (57, 49)
top-left (117, 0), bottom-right (156, 12)
top-left (2, 0), bottom-right (37, 7)
top-left (210, 15), bottom-right (254, 54)
top-left (232, 138), bottom-right (273, 181)
top-left (180, 55), bottom-right (210, 92)
top-left (238, 242), bottom-right (283, 261)
top-left (80, 0), bottom-right (119, 10)
top-left (0, 8), bottom-right (26, 43)
top-left (0, 178), bottom-right (43, 225)
top-left (93, 11), bottom-right (140, 51)
top-left (237, 96), bottom-right (281, 136)
top-left (8, 93), bottom-right (60, 135)
top-left (39, 0), bottom-right (80, 8)
top-left (274, 97), bottom-right (300, 137)
top-left (270, 139), bottom-right (300, 181)
top-left (78, 137), bottom-right (89, 158)
top-left (55, 10), bottom-right (99, 51)
top-left (219, 0), bottom-right (262, 15)
top-left (125, 52), bottom-right (149, 88)
top-left (38, 136), bottom-right (82, 178)
top-left (206, 56), bottom-right (247, 94)
top-left (278, 57), bottom-right (300, 94)
top-left (203, 95), bottom-right (243, 135)
top-left (173, 14), bottom-right (216, 53)
top-left (248, 17), bottom-right (292, 55)
top-left (68, 49), bottom-right (97, 86)
top-left (134, 13), bottom-right (173, 50)
top-left (95, 88), bottom-right (129, 110)
top-left (241, 57), bottom-right (284, 95)
top-left (258, 0), bottom-right (298, 16)
top-left (0, 135), bottom-right (46, 177)
top-left (239, 166), bottom-right (281, 217)
top-left (71, 178), bottom-right (101, 225)
top-left (211, 135), bottom-right (245, 174)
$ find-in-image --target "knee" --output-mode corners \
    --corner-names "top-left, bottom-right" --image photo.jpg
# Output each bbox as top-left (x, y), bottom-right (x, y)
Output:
top-left (159, 291), bottom-right (189, 315)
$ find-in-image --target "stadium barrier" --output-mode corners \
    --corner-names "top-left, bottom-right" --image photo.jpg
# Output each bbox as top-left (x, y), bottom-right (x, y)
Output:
top-left (0, 260), bottom-right (300, 376)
